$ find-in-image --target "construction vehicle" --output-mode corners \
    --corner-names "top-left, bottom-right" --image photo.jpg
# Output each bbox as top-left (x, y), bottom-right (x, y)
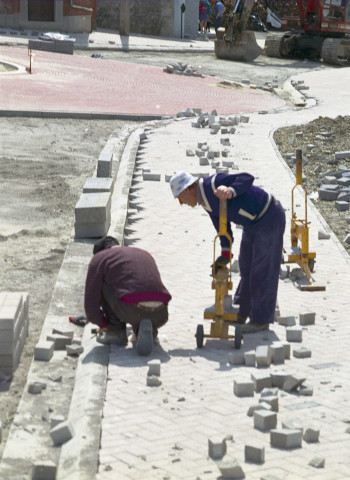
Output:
top-left (283, 149), bottom-right (326, 291)
top-left (265, 0), bottom-right (350, 65)
top-left (215, 0), bottom-right (262, 62)
top-left (195, 199), bottom-right (243, 349)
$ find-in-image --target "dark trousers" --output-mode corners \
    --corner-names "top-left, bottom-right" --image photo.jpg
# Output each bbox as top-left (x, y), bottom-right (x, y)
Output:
top-left (101, 281), bottom-right (168, 336)
top-left (234, 201), bottom-right (286, 325)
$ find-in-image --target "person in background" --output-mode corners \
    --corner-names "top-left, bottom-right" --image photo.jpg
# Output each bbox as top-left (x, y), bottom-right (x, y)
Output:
top-left (199, 0), bottom-right (209, 33)
top-left (214, 0), bottom-right (225, 33)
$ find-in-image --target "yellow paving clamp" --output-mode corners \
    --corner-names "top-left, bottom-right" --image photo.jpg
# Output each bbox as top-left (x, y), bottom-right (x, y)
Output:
top-left (196, 199), bottom-right (242, 349)
top-left (283, 149), bottom-right (326, 292)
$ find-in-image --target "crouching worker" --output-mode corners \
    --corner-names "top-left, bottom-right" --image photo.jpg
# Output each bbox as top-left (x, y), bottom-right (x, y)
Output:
top-left (84, 236), bottom-right (171, 355)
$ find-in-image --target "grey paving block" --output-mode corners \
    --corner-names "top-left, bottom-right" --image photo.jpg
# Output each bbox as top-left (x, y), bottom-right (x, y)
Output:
top-left (251, 372), bottom-right (272, 392)
top-left (335, 200), bottom-right (349, 211)
top-left (74, 220), bottom-right (110, 239)
top-left (299, 385), bottom-right (313, 396)
top-left (286, 326), bottom-right (302, 342)
top-left (228, 351), bottom-right (245, 365)
top-left (303, 427), bottom-right (320, 443)
top-left (199, 157), bottom-right (209, 166)
top-left (270, 429), bottom-right (302, 448)
top-left (75, 192), bottom-right (111, 224)
top-left (32, 460), bottom-right (57, 480)
top-left (83, 177), bottom-right (114, 193)
top-left (345, 233), bottom-right (350, 245)
top-left (309, 456), bottom-right (325, 468)
top-left (283, 374), bottom-right (306, 392)
top-left (146, 375), bottom-right (162, 387)
top-left (34, 341), bottom-right (55, 361)
top-left (208, 437), bottom-right (227, 459)
top-left (299, 312), bottom-right (315, 326)
top-left (244, 350), bottom-right (255, 366)
top-left (318, 229), bottom-right (331, 239)
top-left (254, 410), bottom-right (277, 431)
top-left (277, 315), bottom-right (296, 326)
top-left (234, 380), bottom-right (255, 397)
top-left (318, 187), bottom-right (339, 201)
top-left (217, 459), bottom-right (245, 479)
top-left (256, 345), bottom-right (271, 367)
top-left (97, 149), bottom-right (113, 177)
top-left (147, 359), bottom-right (161, 376)
top-left (46, 333), bottom-right (72, 350)
top-left (244, 444), bottom-right (265, 464)
top-left (52, 328), bottom-right (74, 339)
top-left (335, 150), bottom-right (350, 160)
top-left (50, 414), bottom-right (65, 429)
top-left (28, 381), bottom-right (46, 395)
top-left (282, 418), bottom-right (303, 433)
top-left (247, 403), bottom-right (271, 417)
top-left (293, 346), bottom-right (312, 358)
top-left (270, 344), bottom-right (285, 364)
top-left (270, 370), bottom-right (290, 388)
top-left (143, 172), bottom-right (161, 181)
top-left (66, 344), bottom-right (84, 356)
top-left (50, 420), bottom-right (75, 446)
top-left (259, 395), bottom-right (278, 412)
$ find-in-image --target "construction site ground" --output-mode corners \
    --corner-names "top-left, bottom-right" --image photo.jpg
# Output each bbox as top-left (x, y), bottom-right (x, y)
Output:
top-left (0, 28), bottom-right (350, 479)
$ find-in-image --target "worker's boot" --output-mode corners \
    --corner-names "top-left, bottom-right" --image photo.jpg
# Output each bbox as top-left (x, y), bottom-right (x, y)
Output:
top-left (136, 319), bottom-right (154, 356)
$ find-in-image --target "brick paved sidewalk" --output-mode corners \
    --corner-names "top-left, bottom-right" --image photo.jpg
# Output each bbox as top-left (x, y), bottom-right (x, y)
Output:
top-left (97, 68), bottom-right (350, 479)
top-left (0, 46), bottom-right (284, 117)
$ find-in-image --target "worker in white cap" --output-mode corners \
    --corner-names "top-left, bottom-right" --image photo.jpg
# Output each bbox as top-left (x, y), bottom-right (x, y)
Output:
top-left (170, 171), bottom-right (285, 334)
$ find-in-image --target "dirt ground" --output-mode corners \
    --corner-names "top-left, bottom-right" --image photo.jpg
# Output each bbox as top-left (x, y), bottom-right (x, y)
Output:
top-left (274, 116), bottom-right (350, 253)
top-left (0, 117), bottom-right (138, 457)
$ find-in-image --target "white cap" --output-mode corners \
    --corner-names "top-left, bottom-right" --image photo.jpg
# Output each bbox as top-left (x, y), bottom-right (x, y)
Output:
top-left (170, 171), bottom-right (198, 198)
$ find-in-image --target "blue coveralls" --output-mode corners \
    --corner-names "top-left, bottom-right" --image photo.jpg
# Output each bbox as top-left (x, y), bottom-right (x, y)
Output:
top-left (198, 173), bottom-right (286, 325)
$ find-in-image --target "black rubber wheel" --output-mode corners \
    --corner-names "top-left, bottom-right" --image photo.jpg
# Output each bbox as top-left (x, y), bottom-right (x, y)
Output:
top-left (308, 258), bottom-right (315, 273)
top-left (196, 324), bottom-right (204, 348)
top-left (234, 325), bottom-right (242, 349)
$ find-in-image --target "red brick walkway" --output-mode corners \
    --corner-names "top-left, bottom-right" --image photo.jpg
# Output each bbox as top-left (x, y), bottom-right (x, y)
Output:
top-left (0, 46), bottom-right (285, 116)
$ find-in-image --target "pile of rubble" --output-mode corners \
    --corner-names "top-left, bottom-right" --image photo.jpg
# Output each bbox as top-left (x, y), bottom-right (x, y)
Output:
top-left (163, 62), bottom-right (203, 77)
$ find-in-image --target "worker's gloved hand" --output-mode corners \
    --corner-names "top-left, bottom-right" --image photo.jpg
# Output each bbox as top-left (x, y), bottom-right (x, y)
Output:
top-left (213, 255), bottom-right (230, 274)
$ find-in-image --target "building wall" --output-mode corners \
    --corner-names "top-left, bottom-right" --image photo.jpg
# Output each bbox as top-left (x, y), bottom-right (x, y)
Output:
top-left (0, 0), bottom-right (95, 32)
top-left (97, 0), bottom-right (198, 38)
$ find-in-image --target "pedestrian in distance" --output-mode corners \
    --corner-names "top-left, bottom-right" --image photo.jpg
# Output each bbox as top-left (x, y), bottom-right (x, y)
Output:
top-left (84, 236), bottom-right (171, 355)
top-left (214, 0), bottom-right (225, 33)
top-left (169, 172), bottom-right (285, 334)
top-left (199, 0), bottom-right (209, 33)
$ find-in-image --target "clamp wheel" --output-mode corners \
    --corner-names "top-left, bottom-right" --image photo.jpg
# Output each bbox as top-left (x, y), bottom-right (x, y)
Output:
top-left (196, 324), bottom-right (204, 348)
top-left (234, 325), bottom-right (242, 349)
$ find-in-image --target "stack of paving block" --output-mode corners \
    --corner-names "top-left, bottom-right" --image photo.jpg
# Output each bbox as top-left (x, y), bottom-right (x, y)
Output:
top-left (74, 148), bottom-right (114, 238)
top-left (0, 292), bottom-right (29, 374)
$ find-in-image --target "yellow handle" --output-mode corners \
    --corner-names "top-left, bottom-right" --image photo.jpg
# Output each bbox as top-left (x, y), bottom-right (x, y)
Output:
top-left (219, 199), bottom-right (227, 236)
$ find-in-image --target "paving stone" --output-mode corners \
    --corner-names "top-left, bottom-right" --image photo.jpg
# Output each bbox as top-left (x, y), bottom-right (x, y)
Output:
top-left (282, 418), bottom-right (303, 433)
top-left (74, 192), bottom-right (111, 225)
top-left (260, 387), bottom-right (279, 397)
top-left (244, 350), bottom-right (255, 367)
top-left (345, 233), bottom-right (350, 245)
top-left (46, 333), bottom-right (72, 351)
top-left (283, 374), bottom-right (306, 392)
top-left (52, 328), bottom-right (74, 339)
top-left (254, 410), bottom-right (277, 431)
top-left (208, 437), bottom-right (227, 459)
top-left (228, 351), bottom-right (245, 365)
top-left (147, 359), bottom-right (161, 376)
top-left (83, 177), bottom-right (114, 193)
top-left (217, 459), bottom-right (245, 479)
top-left (279, 264), bottom-right (290, 279)
top-left (270, 429), bottom-right (302, 449)
top-left (49, 420), bottom-right (75, 446)
top-left (335, 150), bottom-right (350, 160)
top-left (277, 315), bottom-right (296, 326)
top-left (309, 456), bottom-right (325, 468)
top-left (146, 375), bottom-right (162, 387)
top-left (244, 444), bottom-right (265, 464)
top-left (299, 312), bottom-right (315, 325)
top-left (255, 345), bottom-right (271, 367)
top-left (247, 403), bottom-right (271, 417)
top-left (66, 344), bottom-right (84, 356)
top-left (251, 371), bottom-right (272, 393)
top-left (199, 157), bottom-right (209, 166)
top-left (34, 341), bottom-right (55, 362)
top-left (270, 370), bottom-right (290, 388)
top-left (286, 326), bottom-right (302, 342)
top-left (303, 427), bottom-right (320, 443)
top-left (335, 200), bottom-right (349, 211)
top-left (293, 346), bottom-right (312, 358)
top-left (259, 395), bottom-right (278, 412)
top-left (186, 149), bottom-right (195, 156)
top-left (234, 380), bottom-right (254, 397)
top-left (28, 381), bottom-right (46, 395)
top-left (318, 187), bottom-right (339, 201)
top-left (270, 344), bottom-right (285, 364)
top-left (97, 149), bottom-right (113, 177)
top-left (143, 172), bottom-right (161, 181)
top-left (32, 460), bottom-right (57, 480)
top-left (50, 414), bottom-right (65, 429)
top-left (318, 230), bottom-right (331, 239)
top-left (299, 385), bottom-right (313, 396)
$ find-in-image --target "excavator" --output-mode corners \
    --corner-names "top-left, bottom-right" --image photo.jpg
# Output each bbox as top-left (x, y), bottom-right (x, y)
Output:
top-left (265, 0), bottom-right (350, 65)
top-left (215, 0), bottom-right (350, 65)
